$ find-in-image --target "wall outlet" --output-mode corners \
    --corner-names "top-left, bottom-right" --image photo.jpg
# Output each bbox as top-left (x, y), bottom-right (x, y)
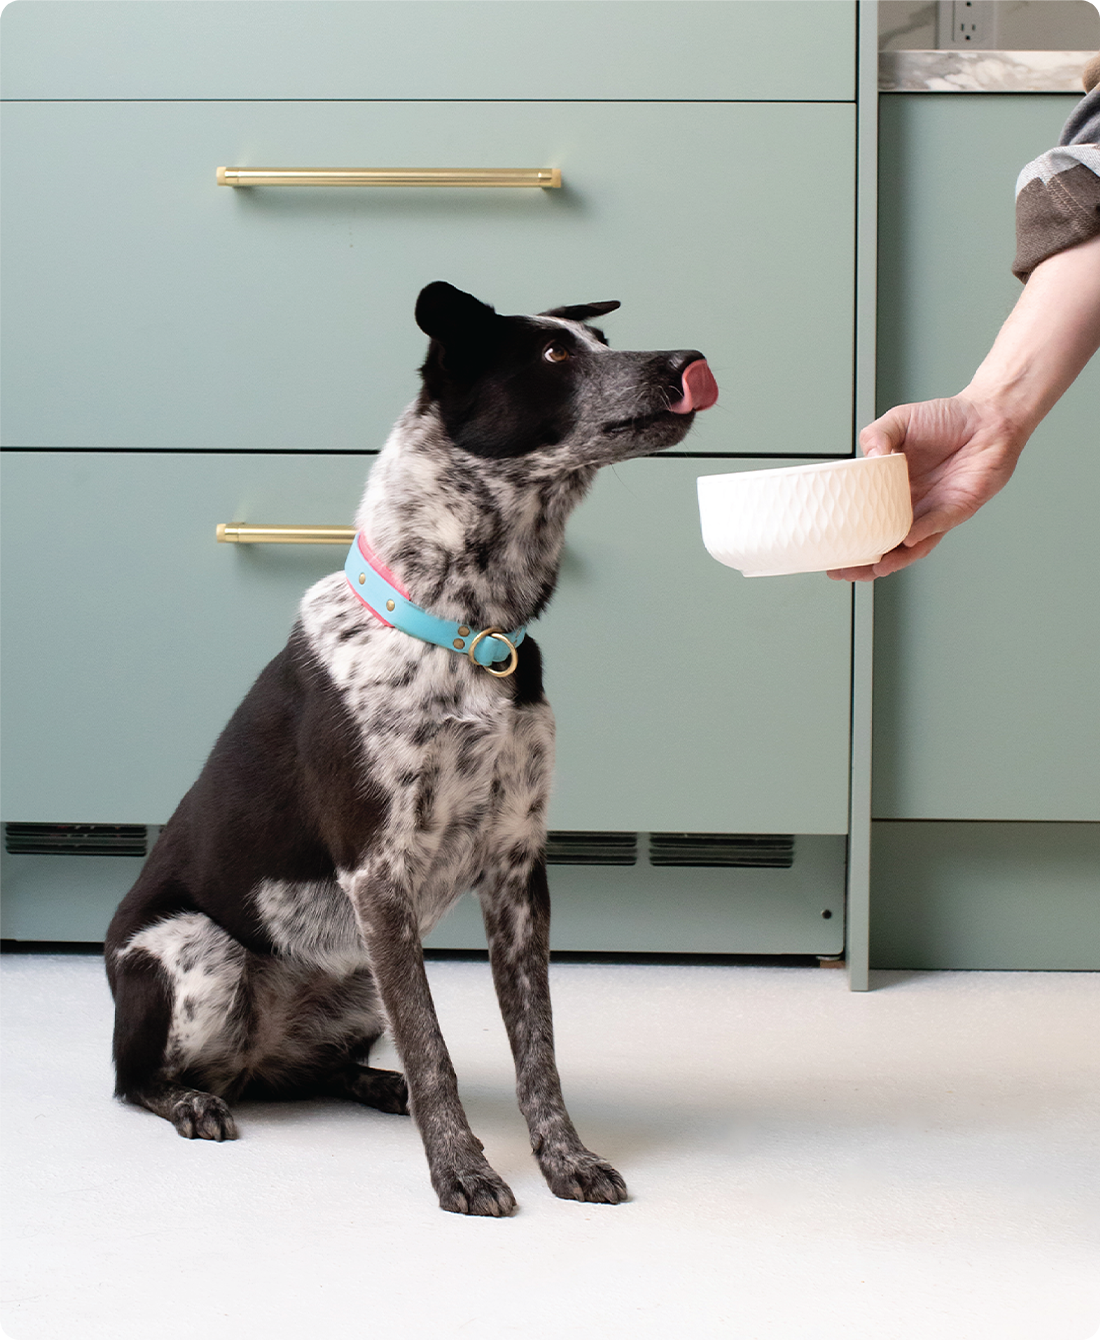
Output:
top-left (936, 0), bottom-right (1000, 49)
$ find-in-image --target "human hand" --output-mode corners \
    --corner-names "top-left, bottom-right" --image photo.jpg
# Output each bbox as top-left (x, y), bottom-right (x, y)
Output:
top-left (826, 394), bottom-right (1030, 581)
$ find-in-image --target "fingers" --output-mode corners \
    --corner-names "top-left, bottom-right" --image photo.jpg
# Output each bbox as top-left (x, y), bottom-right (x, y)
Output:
top-left (826, 564), bottom-right (875, 582)
top-left (878, 532), bottom-right (946, 571)
top-left (904, 508), bottom-right (954, 549)
top-left (826, 532), bottom-right (945, 582)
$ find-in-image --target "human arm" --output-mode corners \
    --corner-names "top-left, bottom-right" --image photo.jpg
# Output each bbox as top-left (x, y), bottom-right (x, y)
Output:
top-left (828, 229), bottom-right (1100, 581)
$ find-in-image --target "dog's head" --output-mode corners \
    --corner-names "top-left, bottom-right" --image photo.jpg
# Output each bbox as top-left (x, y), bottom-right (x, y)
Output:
top-left (414, 282), bottom-right (717, 469)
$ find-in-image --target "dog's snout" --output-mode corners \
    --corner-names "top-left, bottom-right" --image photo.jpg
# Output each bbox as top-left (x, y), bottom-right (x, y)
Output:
top-left (670, 350), bottom-right (706, 376)
top-left (667, 355), bottom-right (719, 416)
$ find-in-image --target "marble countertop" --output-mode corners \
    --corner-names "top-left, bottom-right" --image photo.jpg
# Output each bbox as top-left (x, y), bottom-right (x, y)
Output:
top-left (880, 50), bottom-right (1095, 92)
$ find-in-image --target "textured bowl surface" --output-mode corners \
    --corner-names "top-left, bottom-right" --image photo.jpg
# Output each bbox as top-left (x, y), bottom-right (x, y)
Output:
top-left (697, 454), bottom-right (913, 577)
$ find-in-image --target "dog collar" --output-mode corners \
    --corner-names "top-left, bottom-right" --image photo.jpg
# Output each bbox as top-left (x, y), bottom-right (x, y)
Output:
top-left (344, 531), bottom-right (526, 676)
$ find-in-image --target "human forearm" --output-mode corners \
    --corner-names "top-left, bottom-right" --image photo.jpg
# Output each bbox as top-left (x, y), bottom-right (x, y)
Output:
top-left (830, 231), bottom-right (1100, 582)
top-left (965, 231), bottom-right (1100, 441)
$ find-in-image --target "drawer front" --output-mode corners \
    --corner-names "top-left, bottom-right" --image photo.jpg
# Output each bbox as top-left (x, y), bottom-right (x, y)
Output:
top-left (0, 453), bottom-right (366, 822)
top-left (541, 458), bottom-right (853, 833)
top-left (2, 100), bottom-right (856, 458)
top-left (1, 1), bottom-right (857, 102)
top-left (1, 453), bottom-right (851, 832)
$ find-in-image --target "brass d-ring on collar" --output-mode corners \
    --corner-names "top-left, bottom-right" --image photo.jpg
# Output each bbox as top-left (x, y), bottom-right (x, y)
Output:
top-left (467, 628), bottom-right (519, 678)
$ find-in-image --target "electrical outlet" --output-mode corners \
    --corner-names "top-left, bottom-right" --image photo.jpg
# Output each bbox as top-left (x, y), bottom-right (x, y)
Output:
top-left (936, 0), bottom-right (1000, 50)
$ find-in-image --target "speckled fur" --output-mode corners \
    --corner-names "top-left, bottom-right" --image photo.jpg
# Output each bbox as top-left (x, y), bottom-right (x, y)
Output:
top-left (105, 284), bottom-right (709, 1214)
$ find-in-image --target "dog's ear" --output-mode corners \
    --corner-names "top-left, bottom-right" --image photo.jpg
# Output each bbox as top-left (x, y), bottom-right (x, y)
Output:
top-left (415, 282), bottom-right (498, 345)
top-left (540, 301), bottom-right (621, 323)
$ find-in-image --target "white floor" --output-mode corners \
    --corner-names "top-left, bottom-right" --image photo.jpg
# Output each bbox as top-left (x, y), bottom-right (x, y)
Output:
top-left (2, 954), bottom-right (1098, 1340)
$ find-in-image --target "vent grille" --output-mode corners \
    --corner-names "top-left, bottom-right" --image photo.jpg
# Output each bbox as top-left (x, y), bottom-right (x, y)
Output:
top-left (1, 825), bottom-right (794, 869)
top-left (546, 831), bottom-right (638, 866)
top-left (649, 833), bottom-right (795, 869)
top-left (4, 823), bottom-right (149, 858)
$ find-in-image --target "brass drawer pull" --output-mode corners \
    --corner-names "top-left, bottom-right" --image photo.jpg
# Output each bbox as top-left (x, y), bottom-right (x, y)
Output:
top-left (217, 524), bottom-right (356, 545)
top-left (216, 167), bottom-right (561, 189)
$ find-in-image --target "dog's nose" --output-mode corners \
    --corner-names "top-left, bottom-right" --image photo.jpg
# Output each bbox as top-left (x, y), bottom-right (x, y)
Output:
top-left (667, 357), bottom-right (719, 415)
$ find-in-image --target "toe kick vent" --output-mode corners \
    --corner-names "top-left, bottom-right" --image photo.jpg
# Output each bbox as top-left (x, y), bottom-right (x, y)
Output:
top-left (4, 823), bottom-right (149, 858)
top-left (649, 833), bottom-right (795, 869)
top-left (546, 831), bottom-right (638, 866)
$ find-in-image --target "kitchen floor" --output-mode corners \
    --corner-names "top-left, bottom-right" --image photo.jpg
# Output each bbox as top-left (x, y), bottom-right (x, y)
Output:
top-left (2, 952), bottom-right (1098, 1340)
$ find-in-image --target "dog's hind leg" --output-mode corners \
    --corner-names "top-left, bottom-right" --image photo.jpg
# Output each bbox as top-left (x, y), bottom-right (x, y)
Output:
top-left (324, 1059), bottom-right (410, 1115)
top-left (342, 865), bottom-right (517, 1216)
top-left (127, 1081), bottom-right (239, 1141)
top-left (109, 944), bottom-right (239, 1141)
top-left (478, 858), bottom-right (628, 1205)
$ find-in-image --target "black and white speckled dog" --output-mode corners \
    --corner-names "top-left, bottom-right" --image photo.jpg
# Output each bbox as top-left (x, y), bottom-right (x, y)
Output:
top-left (105, 282), bottom-right (718, 1216)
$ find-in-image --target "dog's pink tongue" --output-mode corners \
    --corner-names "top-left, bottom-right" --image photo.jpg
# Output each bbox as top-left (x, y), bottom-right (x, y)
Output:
top-left (668, 359), bottom-right (719, 414)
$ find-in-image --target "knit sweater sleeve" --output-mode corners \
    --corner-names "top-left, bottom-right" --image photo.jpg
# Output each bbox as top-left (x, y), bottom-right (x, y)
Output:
top-left (1012, 59), bottom-right (1100, 282)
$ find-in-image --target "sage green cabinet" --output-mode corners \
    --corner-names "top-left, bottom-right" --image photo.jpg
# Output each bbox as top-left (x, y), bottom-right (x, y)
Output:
top-left (1, 99), bottom-right (856, 459)
top-left (1, 0), bottom-right (867, 957)
top-left (870, 92), bottom-right (1099, 973)
top-left (0, 452), bottom-right (852, 834)
top-left (874, 95), bottom-right (1100, 822)
top-left (0, 0), bottom-right (856, 102)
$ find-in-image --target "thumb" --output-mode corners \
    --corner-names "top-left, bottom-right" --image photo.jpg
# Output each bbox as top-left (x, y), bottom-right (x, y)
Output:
top-left (860, 433), bottom-right (892, 459)
top-left (858, 407), bottom-right (909, 458)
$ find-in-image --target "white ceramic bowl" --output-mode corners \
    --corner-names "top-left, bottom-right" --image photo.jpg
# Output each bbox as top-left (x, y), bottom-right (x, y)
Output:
top-left (697, 454), bottom-right (913, 577)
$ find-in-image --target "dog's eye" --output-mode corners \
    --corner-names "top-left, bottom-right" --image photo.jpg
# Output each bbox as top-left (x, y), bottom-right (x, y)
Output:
top-left (543, 343), bottom-right (571, 364)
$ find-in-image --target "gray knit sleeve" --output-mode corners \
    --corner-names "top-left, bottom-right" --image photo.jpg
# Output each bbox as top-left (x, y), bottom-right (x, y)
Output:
top-left (1013, 80), bottom-right (1100, 282)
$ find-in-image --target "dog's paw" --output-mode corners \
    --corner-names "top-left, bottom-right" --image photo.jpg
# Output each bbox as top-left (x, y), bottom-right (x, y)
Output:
top-left (538, 1148), bottom-right (628, 1205)
top-left (432, 1159), bottom-right (517, 1217)
top-left (170, 1092), bottom-right (238, 1142)
top-left (348, 1065), bottom-right (410, 1115)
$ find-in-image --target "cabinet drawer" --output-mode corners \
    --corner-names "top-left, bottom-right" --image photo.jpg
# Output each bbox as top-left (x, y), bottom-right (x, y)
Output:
top-left (0, 453), bottom-right (365, 822)
top-left (1, 453), bottom-right (851, 831)
top-left (1, 1), bottom-right (857, 102)
top-left (1, 100), bottom-right (856, 458)
top-left (542, 457), bottom-right (853, 832)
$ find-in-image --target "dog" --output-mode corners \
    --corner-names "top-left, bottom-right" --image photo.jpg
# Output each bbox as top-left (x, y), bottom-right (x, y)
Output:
top-left (105, 281), bottom-right (718, 1216)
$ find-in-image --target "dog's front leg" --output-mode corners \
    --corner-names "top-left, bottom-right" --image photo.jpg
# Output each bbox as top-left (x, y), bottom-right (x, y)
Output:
top-left (480, 859), bottom-right (628, 1205)
top-left (344, 870), bottom-right (517, 1217)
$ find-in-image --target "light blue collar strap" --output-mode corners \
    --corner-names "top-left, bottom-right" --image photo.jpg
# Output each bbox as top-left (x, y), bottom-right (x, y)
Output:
top-left (344, 533), bottom-right (526, 676)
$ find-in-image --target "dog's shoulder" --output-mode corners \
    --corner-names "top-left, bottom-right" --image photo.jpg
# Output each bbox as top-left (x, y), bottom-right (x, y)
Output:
top-left (298, 572), bottom-right (382, 681)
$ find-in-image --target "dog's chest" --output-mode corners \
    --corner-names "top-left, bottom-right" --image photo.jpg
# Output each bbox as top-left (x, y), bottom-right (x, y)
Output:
top-left (301, 575), bottom-right (553, 894)
top-left (326, 625), bottom-right (524, 789)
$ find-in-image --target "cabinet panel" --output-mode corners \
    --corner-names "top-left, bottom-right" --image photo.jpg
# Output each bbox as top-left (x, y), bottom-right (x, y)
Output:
top-left (0, 835), bottom-right (848, 957)
top-left (2, 101), bottom-right (856, 458)
top-left (871, 821), bottom-right (1100, 970)
top-left (0, 1), bottom-right (856, 102)
top-left (873, 96), bottom-right (1100, 820)
top-left (1, 453), bottom-right (851, 832)
top-left (426, 837), bottom-right (849, 956)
